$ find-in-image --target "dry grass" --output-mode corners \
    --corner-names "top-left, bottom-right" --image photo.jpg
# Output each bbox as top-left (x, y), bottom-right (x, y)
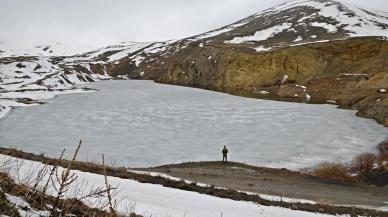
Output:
top-left (310, 148), bottom-right (388, 186)
top-left (351, 153), bottom-right (377, 173)
top-left (311, 162), bottom-right (353, 181)
top-left (378, 152), bottom-right (388, 165)
top-left (0, 170), bottom-right (110, 217)
top-left (0, 140), bottom-right (141, 217)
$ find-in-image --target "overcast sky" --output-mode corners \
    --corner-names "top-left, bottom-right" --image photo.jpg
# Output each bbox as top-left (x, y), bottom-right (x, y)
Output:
top-left (1, 0), bottom-right (387, 51)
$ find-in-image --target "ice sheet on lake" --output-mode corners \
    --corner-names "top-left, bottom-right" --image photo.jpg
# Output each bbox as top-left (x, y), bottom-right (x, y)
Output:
top-left (0, 80), bottom-right (387, 170)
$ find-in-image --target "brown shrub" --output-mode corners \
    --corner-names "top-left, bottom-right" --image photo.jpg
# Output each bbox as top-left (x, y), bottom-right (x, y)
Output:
top-left (377, 140), bottom-right (388, 167)
top-left (377, 140), bottom-right (388, 153)
top-left (312, 162), bottom-right (352, 181)
top-left (351, 153), bottom-right (377, 173)
top-left (378, 152), bottom-right (388, 166)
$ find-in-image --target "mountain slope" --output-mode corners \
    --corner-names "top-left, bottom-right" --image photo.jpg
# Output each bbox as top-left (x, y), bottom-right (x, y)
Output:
top-left (114, 0), bottom-right (388, 80)
top-left (186, 0), bottom-right (388, 47)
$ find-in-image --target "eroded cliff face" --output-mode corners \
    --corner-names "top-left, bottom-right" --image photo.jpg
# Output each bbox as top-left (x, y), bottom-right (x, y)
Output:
top-left (146, 37), bottom-right (388, 126)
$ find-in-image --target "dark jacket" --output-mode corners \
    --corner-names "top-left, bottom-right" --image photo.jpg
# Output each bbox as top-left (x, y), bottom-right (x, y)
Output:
top-left (222, 147), bottom-right (228, 155)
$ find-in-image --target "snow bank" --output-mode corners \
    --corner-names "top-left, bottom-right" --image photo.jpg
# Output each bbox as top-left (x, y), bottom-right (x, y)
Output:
top-left (0, 154), bottom-right (344, 217)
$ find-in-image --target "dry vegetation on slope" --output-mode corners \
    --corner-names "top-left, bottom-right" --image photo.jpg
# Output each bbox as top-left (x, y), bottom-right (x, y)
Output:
top-left (0, 141), bottom-right (141, 217)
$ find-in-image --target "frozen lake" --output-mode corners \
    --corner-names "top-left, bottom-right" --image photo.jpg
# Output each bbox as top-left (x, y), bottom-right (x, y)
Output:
top-left (0, 80), bottom-right (387, 169)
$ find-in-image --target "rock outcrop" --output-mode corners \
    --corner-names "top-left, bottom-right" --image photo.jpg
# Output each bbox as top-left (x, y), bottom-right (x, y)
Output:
top-left (147, 37), bottom-right (388, 125)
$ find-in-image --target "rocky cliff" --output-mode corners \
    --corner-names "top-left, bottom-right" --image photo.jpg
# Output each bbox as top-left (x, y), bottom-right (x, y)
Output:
top-left (148, 37), bottom-right (388, 126)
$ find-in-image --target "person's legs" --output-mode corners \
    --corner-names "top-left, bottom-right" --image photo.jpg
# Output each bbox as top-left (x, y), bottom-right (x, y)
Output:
top-left (222, 155), bottom-right (226, 162)
top-left (226, 155), bottom-right (228, 162)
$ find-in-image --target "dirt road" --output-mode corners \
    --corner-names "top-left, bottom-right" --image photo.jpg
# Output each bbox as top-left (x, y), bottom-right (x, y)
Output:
top-left (141, 161), bottom-right (388, 209)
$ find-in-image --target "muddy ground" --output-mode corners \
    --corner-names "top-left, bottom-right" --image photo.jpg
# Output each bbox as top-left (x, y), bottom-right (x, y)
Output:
top-left (140, 161), bottom-right (388, 209)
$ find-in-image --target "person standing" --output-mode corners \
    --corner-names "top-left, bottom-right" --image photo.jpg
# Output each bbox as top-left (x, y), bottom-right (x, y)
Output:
top-left (222, 146), bottom-right (229, 163)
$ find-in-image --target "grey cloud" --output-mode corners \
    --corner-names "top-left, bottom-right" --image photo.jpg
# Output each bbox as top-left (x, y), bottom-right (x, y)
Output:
top-left (0, 0), bottom-right (387, 50)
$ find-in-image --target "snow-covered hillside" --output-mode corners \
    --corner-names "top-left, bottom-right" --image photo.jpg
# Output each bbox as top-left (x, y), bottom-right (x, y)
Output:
top-left (0, 42), bottom-right (98, 58)
top-left (63, 40), bottom-right (176, 66)
top-left (184, 0), bottom-right (388, 51)
top-left (0, 40), bottom-right (175, 118)
top-left (0, 55), bottom-right (109, 118)
top-left (63, 42), bottom-right (152, 62)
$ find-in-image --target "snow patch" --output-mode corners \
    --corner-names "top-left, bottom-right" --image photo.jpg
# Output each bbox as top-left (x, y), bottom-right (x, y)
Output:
top-left (6, 193), bottom-right (50, 217)
top-left (293, 36), bottom-right (303, 42)
top-left (190, 21), bottom-right (249, 41)
top-left (225, 23), bottom-right (292, 44)
top-left (254, 46), bottom-right (272, 53)
top-left (281, 75), bottom-right (289, 83)
top-left (310, 22), bottom-right (338, 33)
top-left (306, 94), bottom-right (311, 101)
